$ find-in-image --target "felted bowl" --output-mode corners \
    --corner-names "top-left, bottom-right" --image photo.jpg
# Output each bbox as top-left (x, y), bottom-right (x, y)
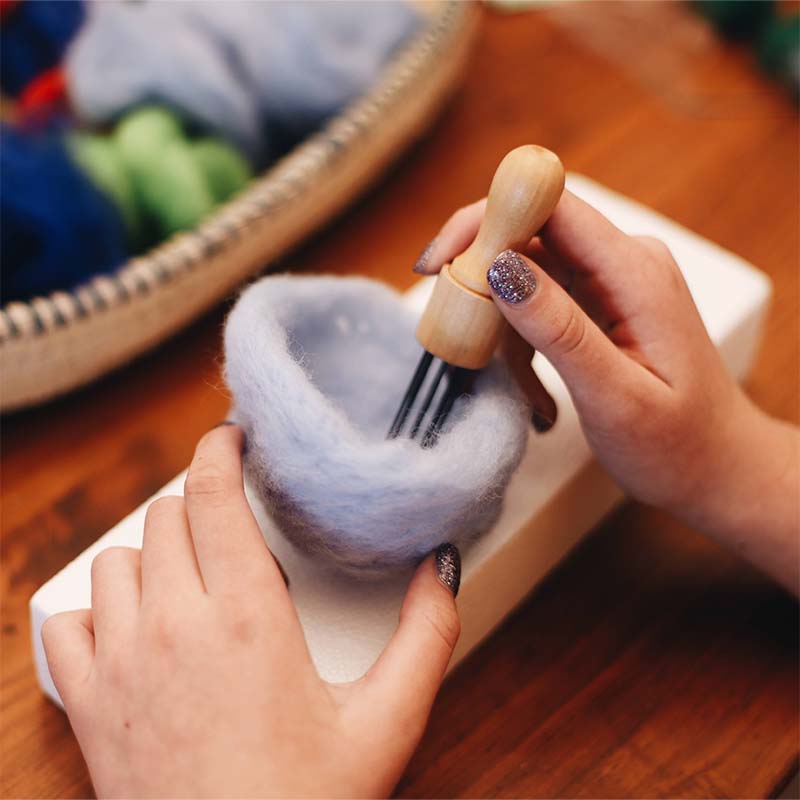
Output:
top-left (224, 274), bottom-right (530, 577)
top-left (0, 1), bottom-right (478, 412)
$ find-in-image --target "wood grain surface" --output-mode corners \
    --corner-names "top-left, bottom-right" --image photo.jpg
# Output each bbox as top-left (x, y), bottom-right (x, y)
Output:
top-left (2, 4), bottom-right (798, 798)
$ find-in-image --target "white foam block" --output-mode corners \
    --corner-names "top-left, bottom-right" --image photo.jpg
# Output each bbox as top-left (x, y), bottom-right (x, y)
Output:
top-left (31, 175), bottom-right (772, 706)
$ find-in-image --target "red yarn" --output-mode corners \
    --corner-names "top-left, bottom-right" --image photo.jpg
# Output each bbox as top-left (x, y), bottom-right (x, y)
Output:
top-left (19, 65), bottom-right (66, 111)
top-left (0, 0), bottom-right (21, 24)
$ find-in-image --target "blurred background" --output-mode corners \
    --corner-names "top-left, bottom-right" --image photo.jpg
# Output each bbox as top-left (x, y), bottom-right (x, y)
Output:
top-left (1, 2), bottom-right (798, 798)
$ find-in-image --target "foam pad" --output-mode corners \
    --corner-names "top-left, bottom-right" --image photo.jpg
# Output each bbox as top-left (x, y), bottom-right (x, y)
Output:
top-left (224, 275), bottom-right (530, 577)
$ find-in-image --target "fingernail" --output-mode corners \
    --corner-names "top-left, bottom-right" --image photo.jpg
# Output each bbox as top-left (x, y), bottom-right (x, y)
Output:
top-left (532, 410), bottom-right (554, 433)
top-left (413, 239), bottom-right (437, 274)
top-left (435, 543), bottom-right (461, 597)
top-left (487, 250), bottom-right (536, 304)
top-left (213, 420), bottom-right (236, 428)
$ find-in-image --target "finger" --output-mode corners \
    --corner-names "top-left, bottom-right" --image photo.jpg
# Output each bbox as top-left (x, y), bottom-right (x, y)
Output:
top-left (90, 547), bottom-right (141, 639)
top-left (524, 239), bottom-right (573, 292)
top-left (141, 495), bottom-right (205, 602)
top-left (41, 609), bottom-right (94, 703)
top-left (486, 250), bottom-right (661, 412)
top-left (413, 199), bottom-right (486, 275)
top-left (183, 424), bottom-right (285, 596)
top-left (362, 544), bottom-right (461, 729)
top-left (542, 197), bottom-right (698, 368)
top-left (540, 190), bottom-right (653, 308)
top-left (499, 326), bottom-right (557, 432)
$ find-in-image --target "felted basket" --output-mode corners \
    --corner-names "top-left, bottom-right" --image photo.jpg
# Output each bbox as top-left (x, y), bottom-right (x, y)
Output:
top-left (224, 274), bottom-right (530, 577)
top-left (0, 1), bottom-right (479, 413)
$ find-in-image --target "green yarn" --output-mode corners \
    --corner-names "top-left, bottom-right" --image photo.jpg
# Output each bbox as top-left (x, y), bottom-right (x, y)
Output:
top-left (67, 105), bottom-right (253, 247)
top-left (115, 106), bottom-right (214, 236)
top-left (694, 0), bottom-right (774, 40)
top-left (115, 105), bottom-right (183, 151)
top-left (190, 138), bottom-right (252, 203)
top-left (67, 132), bottom-right (143, 246)
top-left (756, 14), bottom-right (800, 94)
top-left (142, 140), bottom-right (215, 235)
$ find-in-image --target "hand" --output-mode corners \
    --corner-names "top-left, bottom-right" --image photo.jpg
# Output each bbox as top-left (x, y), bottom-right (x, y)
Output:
top-left (42, 424), bottom-right (462, 798)
top-left (416, 191), bottom-right (798, 594)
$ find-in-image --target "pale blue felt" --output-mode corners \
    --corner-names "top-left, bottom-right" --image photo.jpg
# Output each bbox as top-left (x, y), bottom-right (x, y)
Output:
top-left (66, 1), bottom-right (420, 161)
top-left (224, 275), bottom-right (530, 577)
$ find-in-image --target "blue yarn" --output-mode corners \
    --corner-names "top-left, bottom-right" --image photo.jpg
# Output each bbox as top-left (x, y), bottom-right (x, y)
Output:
top-left (1, 0), bottom-right (84, 97)
top-left (1, 125), bottom-right (128, 303)
top-left (66, 1), bottom-right (420, 162)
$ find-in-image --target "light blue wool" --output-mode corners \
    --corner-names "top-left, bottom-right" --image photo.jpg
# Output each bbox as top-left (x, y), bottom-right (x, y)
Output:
top-left (65, 1), bottom-right (420, 160)
top-left (66, 2), bottom-right (260, 156)
top-left (224, 275), bottom-right (530, 578)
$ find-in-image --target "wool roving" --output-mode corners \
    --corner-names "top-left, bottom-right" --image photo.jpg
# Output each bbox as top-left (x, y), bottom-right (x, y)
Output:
top-left (1, 0), bottom-right (84, 97)
top-left (67, 131), bottom-right (144, 246)
top-left (0, 125), bottom-right (128, 303)
top-left (65, 1), bottom-right (419, 161)
top-left (224, 275), bottom-right (530, 577)
top-left (177, 1), bottom-right (421, 141)
top-left (188, 138), bottom-right (252, 205)
top-left (115, 109), bottom-right (215, 238)
top-left (72, 106), bottom-right (253, 245)
top-left (113, 108), bottom-right (253, 235)
top-left (65, 1), bottom-right (260, 157)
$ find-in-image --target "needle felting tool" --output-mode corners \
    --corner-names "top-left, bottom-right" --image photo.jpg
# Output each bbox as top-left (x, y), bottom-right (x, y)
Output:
top-left (388, 144), bottom-right (566, 446)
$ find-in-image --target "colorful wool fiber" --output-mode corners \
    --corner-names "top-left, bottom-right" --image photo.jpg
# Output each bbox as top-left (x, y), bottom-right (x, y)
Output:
top-left (1, 125), bottom-right (128, 303)
top-left (70, 106), bottom-right (253, 248)
top-left (1, 0), bottom-right (83, 96)
top-left (65, 1), bottom-right (420, 161)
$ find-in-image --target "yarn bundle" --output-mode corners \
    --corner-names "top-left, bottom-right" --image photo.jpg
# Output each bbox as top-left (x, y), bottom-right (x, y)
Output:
top-left (1, 124), bottom-right (128, 302)
top-left (1, 0), bottom-right (420, 303)
top-left (68, 106), bottom-right (252, 249)
top-left (65, 1), bottom-right (421, 161)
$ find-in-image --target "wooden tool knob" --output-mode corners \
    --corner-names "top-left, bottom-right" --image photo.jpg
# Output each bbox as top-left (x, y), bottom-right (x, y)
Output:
top-left (416, 145), bottom-right (565, 369)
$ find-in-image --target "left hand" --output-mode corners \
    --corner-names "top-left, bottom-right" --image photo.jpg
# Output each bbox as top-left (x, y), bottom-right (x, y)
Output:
top-left (42, 424), bottom-right (461, 798)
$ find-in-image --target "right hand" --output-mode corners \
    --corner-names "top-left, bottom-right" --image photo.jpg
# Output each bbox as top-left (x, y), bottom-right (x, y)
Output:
top-left (416, 190), bottom-right (799, 594)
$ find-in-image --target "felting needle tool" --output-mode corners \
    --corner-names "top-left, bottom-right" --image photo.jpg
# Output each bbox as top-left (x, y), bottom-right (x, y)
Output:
top-left (388, 145), bottom-right (565, 447)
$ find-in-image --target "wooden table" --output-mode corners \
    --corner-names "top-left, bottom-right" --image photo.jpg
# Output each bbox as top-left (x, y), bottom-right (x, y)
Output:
top-left (2, 4), bottom-right (798, 798)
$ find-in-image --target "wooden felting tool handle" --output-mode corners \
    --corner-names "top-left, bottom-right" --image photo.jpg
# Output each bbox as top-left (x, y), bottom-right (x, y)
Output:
top-left (416, 145), bottom-right (565, 369)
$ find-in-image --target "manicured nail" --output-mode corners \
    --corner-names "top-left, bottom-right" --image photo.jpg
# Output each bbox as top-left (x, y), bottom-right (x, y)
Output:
top-left (435, 543), bottom-right (461, 597)
top-left (487, 250), bottom-right (536, 304)
top-left (413, 238), bottom-right (437, 274)
top-left (532, 410), bottom-right (554, 433)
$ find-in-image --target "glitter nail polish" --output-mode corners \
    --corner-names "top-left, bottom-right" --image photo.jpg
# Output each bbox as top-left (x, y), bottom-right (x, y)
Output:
top-left (435, 543), bottom-right (461, 597)
top-left (413, 239), bottom-right (437, 274)
top-left (487, 250), bottom-right (537, 304)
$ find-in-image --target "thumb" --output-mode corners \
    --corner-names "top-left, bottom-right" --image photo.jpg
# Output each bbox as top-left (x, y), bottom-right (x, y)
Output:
top-left (362, 544), bottom-right (461, 727)
top-left (41, 609), bottom-right (95, 707)
top-left (486, 249), bottom-right (643, 411)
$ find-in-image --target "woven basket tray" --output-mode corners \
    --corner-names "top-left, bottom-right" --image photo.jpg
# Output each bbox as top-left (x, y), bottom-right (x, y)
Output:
top-left (0, 1), bottom-right (478, 412)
